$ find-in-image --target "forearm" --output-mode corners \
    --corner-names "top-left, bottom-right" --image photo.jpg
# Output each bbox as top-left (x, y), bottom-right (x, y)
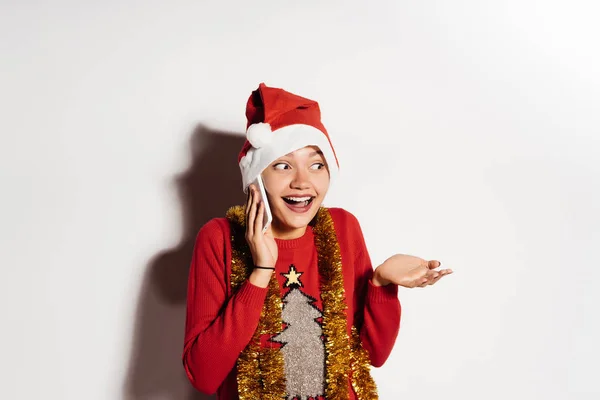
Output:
top-left (359, 280), bottom-right (401, 367)
top-left (183, 279), bottom-right (268, 394)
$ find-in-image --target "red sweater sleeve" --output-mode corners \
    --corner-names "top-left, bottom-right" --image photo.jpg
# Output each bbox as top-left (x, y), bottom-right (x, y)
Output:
top-left (346, 210), bottom-right (402, 367)
top-left (182, 218), bottom-right (268, 394)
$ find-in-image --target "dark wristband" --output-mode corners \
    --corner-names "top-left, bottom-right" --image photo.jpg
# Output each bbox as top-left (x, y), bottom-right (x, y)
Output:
top-left (254, 265), bottom-right (275, 271)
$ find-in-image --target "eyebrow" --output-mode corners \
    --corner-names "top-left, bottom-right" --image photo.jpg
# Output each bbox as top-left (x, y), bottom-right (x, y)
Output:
top-left (283, 150), bottom-right (324, 157)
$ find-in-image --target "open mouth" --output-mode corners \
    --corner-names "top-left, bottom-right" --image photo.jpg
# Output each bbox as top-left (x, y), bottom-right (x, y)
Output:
top-left (282, 196), bottom-right (315, 207)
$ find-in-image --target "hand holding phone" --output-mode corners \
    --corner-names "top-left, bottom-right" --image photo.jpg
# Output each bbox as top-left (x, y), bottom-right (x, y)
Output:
top-left (245, 175), bottom-right (278, 274)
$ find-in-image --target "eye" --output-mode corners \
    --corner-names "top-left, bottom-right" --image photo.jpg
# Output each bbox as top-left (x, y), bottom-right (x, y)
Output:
top-left (310, 163), bottom-right (325, 170)
top-left (273, 163), bottom-right (290, 170)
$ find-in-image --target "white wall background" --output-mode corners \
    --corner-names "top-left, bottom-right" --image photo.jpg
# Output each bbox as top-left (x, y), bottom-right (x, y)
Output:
top-left (1, 1), bottom-right (599, 399)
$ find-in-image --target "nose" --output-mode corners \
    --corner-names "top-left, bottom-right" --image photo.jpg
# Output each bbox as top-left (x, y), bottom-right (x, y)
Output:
top-left (290, 168), bottom-right (311, 190)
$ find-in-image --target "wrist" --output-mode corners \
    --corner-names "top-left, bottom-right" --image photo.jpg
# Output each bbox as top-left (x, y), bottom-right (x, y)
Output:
top-left (252, 266), bottom-right (275, 275)
top-left (372, 267), bottom-right (390, 287)
top-left (249, 268), bottom-right (273, 288)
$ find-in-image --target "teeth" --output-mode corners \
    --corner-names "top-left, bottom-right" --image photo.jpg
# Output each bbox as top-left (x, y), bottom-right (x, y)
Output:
top-left (284, 196), bottom-right (312, 202)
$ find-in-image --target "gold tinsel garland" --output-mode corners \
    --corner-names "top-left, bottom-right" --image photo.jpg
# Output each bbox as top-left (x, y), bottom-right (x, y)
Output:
top-left (227, 206), bottom-right (286, 400)
top-left (226, 205), bottom-right (378, 399)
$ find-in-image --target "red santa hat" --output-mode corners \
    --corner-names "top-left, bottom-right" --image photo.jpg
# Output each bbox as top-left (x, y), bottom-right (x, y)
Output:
top-left (238, 83), bottom-right (340, 192)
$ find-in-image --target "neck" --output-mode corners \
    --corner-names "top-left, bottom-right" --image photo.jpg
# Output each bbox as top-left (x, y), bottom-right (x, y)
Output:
top-left (270, 221), bottom-right (308, 240)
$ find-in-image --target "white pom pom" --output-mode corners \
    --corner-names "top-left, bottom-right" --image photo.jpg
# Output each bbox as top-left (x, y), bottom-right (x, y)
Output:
top-left (246, 122), bottom-right (273, 148)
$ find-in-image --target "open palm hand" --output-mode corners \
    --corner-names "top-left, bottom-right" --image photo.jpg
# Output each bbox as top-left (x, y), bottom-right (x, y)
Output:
top-left (373, 254), bottom-right (453, 288)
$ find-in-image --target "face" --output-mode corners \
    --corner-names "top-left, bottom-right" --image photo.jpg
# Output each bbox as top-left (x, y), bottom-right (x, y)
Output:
top-left (261, 145), bottom-right (330, 239)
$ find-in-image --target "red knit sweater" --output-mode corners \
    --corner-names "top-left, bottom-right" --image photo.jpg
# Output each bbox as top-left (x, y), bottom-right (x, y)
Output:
top-left (183, 207), bottom-right (401, 399)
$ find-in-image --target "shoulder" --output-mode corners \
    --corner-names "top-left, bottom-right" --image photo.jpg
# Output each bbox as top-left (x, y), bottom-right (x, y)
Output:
top-left (194, 217), bottom-right (231, 248)
top-left (325, 207), bottom-right (363, 235)
top-left (324, 207), bottom-right (369, 263)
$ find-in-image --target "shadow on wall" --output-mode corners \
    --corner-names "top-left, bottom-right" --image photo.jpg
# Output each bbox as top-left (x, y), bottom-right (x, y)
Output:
top-left (123, 125), bottom-right (247, 400)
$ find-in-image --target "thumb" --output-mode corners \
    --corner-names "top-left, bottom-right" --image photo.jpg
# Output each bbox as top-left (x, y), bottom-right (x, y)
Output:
top-left (427, 260), bottom-right (441, 269)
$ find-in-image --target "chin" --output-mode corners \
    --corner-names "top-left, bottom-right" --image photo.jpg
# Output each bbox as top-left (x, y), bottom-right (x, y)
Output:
top-left (285, 214), bottom-right (316, 229)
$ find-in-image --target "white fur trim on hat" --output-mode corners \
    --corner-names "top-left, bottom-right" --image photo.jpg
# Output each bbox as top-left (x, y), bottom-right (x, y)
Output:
top-left (239, 124), bottom-right (338, 193)
top-left (246, 122), bottom-right (273, 148)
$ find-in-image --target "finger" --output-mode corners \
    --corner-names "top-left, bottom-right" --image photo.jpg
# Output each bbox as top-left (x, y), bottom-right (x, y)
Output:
top-left (255, 200), bottom-right (264, 236)
top-left (245, 190), bottom-right (252, 221)
top-left (423, 271), bottom-right (438, 285)
top-left (428, 272), bottom-right (443, 285)
top-left (427, 260), bottom-right (441, 270)
top-left (245, 185), bottom-right (255, 214)
top-left (247, 190), bottom-right (257, 237)
top-left (416, 274), bottom-right (429, 287)
top-left (427, 269), bottom-right (440, 279)
top-left (436, 268), bottom-right (453, 277)
top-left (429, 269), bottom-right (453, 285)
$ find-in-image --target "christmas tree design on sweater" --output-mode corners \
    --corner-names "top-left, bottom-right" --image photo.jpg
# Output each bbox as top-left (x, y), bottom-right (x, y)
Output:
top-left (271, 265), bottom-right (326, 400)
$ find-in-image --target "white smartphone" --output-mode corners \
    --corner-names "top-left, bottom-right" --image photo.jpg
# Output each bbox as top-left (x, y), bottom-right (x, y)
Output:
top-left (252, 174), bottom-right (273, 233)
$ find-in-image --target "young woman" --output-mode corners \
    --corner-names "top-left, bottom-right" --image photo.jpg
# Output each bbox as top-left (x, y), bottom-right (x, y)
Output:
top-left (182, 83), bottom-right (452, 400)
